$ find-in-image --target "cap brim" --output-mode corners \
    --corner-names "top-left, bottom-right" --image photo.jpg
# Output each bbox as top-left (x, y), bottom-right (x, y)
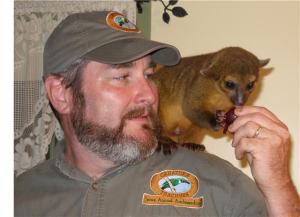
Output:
top-left (84, 38), bottom-right (181, 66)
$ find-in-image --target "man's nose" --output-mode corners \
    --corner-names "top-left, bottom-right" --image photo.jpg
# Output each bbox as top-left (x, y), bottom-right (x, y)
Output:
top-left (134, 77), bottom-right (157, 106)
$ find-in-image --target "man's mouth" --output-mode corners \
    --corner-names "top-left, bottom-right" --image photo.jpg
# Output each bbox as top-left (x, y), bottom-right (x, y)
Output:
top-left (126, 113), bottom-right (151, 125)
top-left (121, 107), bottom-right (159, 132)
top-left (127, 112), bottom-right (148, 119)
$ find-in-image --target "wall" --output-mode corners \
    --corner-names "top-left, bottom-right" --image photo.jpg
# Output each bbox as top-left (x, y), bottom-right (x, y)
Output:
top-left (151, 1), bottom-right (299, 192)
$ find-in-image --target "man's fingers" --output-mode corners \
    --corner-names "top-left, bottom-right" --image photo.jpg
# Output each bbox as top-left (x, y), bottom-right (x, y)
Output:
top-left (232, 121), bottom-right (276, 147)
top-left (235, 106), bottom-right (284, 124)
top-left (234, 138), bottom-right (272, 162)
top-left (234, 131), bottom-right (285, 161)
top-left (234, 137), bottom-right (259, 160)
top-left (228, 112), bottom-right (288, 139)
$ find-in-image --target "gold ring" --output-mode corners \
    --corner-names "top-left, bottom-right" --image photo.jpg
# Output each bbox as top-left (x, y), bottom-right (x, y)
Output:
top-left (253, 126), bottom-right (263, 138)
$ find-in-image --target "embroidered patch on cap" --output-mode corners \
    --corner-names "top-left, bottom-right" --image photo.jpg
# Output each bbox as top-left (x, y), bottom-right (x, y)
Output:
top-left (106, 11), bottom-right (140, 33)
top-left (142, 169), bottom-right (204, 208)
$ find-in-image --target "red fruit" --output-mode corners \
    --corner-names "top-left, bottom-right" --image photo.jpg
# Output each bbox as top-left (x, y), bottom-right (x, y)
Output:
top-left (216, 107), bottom-right (237, 134)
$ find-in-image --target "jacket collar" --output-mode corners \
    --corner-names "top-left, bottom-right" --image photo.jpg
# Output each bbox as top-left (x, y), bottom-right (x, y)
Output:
top-left (54, 140), bottom-right (128, 184)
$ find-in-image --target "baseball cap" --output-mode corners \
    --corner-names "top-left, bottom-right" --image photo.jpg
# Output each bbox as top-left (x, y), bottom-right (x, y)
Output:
top-left (43, 11), bottom-right (181, 74)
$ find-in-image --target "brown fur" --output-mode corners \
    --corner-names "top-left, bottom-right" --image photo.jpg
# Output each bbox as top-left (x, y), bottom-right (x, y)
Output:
top-left (152, 47), bottom-right (270, 143)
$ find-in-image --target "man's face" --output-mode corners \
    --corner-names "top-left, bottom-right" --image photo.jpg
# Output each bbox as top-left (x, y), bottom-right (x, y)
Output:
top-left (70, 56), bottom-right (160, 164)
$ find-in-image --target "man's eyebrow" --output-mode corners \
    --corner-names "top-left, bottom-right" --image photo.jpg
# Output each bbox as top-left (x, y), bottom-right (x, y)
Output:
top-left (111, 62), bottom-right (133, 69)
top-left (110, 60), bottom-right (157, 69)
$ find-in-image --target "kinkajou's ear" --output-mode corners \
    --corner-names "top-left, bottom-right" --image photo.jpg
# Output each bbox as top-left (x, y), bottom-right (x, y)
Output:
top-left (259, 58), bottom-right (270, 68)
top-left (44, 75), bottom-right (73, 115)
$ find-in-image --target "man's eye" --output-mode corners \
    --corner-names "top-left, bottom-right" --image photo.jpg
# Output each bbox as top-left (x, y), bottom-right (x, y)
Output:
top-left (144, 72), bottom-right (154, 79)
top-left (113, 75), bottom-right (129, 80)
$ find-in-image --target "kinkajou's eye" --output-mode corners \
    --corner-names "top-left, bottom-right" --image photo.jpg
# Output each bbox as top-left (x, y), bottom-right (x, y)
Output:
top-left (246, 81), bottom-right (255, 91)
top-left (224, 80), bottom-right (236, 90)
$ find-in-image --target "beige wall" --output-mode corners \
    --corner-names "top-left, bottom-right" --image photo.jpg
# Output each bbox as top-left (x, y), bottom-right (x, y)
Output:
top-left (151, 1), bottom-right (299, 192)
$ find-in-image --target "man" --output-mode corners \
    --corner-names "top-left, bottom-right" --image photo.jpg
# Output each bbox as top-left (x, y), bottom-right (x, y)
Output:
top-left (15, 11), bottom-right (299, 217)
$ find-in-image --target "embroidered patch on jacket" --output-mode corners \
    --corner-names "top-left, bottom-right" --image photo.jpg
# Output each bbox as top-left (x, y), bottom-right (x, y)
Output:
top-left (106, 11), bottom-right (140, 33)
top-left (142, 169), bottom-right (204, 208)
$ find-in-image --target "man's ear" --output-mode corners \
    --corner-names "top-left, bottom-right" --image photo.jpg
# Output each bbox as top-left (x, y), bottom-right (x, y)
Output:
top-left (44, 75), bottom-right (73, 114)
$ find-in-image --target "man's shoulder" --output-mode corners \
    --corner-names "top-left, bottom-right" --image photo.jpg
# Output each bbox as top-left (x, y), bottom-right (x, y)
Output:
top-left (166, 147), bottom-right (237, 172)
top-left (152, 147), bottom-right (253, 186)
top-left (153, 147), bottom-right (266, 212)
top-left (15, 159), bottom-right (59, 189)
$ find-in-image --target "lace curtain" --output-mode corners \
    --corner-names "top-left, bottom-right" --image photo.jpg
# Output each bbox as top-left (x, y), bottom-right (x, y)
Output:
top-left (14, 0), bottom-right (136, 176)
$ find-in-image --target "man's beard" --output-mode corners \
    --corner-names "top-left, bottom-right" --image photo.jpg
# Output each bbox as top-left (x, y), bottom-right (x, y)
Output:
top-left (70, 90), bottom-right (161, 165)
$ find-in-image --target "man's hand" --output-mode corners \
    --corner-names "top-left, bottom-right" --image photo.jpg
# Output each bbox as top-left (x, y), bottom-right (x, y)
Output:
top-left (228, 106), bottom-right (299, 217)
